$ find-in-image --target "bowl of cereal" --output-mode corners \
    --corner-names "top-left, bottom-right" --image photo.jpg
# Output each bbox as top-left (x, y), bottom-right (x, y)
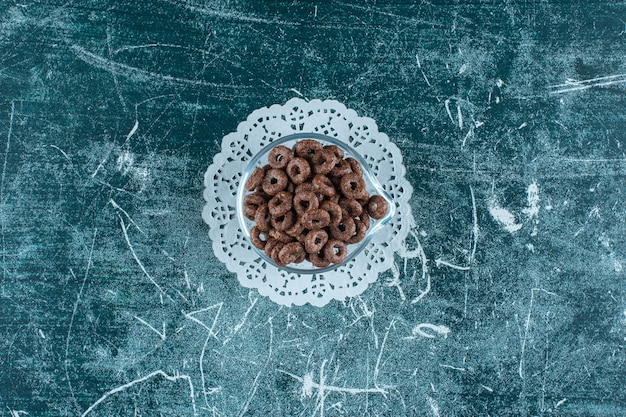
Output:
top-left (236, 132), bottom-right (394, 274)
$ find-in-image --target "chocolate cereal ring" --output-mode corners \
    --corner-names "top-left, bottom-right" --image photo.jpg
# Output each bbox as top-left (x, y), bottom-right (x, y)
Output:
top-left (324, 239), bottom-right (348, 264)
top-left (250, 226), bottom-right (267, 250)
top-left (339, 197), bottom-right (363, 218)
top-left (293, 139), bottom-right (322, 160)
top-left (329, 214), bottom-right (356, 241)
top-left (340, 172), bottom-right (366, 199)
top-left (264, 238), bottom-right (281, 258)
top-left (243, 193), bottom-right (266, 220)
top-left (323, 144), bottom-right (344, 160)
top-left (285, 218), bottom-right (305, 238)
top-left (308, 251), bottom-right (330, 268)
top-left (320, 200), bottom-right (342, 226)
top-left (268, 191), bottom-right (293, 216)
top-left (269, 228), bottom-right (294, 243)
top-left (245, 167), bottom-right (265, 192)
top-left (293, 190), bottom-right (319, 216)
top-left (262, 168), bottom-right (288, 195)
top-left (286, 157), bottom-right (311, 185)
top-left (304, 229), bottom-right (329, 254)
top-left (345, 157), bottom-right (363, 176)
top-left (311, 149), bottom-right (339, 175)
top-left (367, 195), bottom-right (388, 220)
top-left (347, 220), bottom-right (367, 244)
top-left (330, 159), bottom-right (352, 178)
top-left (270, 241), bottom-right (287, 266)
top-left (270, 210), bottom-right (295, 231)
top-left (278, 241), bottom-right (306, 265)
top-left (301, 208), bottom-right (331, 230)
top-left (268, 145), bottom-right (293, 169)
top-left (254, 204), bottom-right (271, 232)
top-left (312, 174), bottom-right (336, 197)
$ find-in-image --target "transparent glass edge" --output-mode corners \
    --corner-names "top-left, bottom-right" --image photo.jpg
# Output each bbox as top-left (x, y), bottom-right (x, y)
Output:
top-left (236, 132), bottom-right (396, 275)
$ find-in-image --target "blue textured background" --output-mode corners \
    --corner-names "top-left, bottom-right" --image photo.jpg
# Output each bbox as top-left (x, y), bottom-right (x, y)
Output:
top-left (1, 1), bottom-right (625, 416)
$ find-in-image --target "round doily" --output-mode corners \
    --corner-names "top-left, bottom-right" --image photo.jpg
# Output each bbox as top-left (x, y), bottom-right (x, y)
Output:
top-left (202, 98), bottom-right (414, 307)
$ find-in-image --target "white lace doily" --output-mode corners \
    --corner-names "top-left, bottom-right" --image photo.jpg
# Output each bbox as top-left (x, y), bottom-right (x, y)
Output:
top-left (202, 98), bottom-right (414, 307)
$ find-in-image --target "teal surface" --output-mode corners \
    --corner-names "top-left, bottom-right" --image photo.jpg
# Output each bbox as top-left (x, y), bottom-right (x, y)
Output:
top-left (1, 1), bottom-right (625, 416)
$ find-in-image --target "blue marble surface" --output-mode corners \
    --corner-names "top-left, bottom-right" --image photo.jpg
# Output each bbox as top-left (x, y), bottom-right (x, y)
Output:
top-left (1, 1), bottom-right (625, 416)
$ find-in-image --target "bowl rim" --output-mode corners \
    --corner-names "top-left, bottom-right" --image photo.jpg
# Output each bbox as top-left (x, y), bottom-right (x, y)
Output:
top-left (236, 132), bottom-right (395, 275)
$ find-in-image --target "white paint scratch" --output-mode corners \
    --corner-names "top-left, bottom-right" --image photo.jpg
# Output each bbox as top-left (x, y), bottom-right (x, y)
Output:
top-left (133, 315), bottom-right (166, 340)
top-left (81, 370), bottom-right (197, 416)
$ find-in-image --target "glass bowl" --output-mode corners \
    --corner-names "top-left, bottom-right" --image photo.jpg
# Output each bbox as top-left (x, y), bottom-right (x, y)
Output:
top-left (236, 132), bottom-right (395, 274)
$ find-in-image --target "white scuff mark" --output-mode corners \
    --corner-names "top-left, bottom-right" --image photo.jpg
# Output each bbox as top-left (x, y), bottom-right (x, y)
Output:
top-left (517, 122), bottom-right (528, 130)
top-left (444, 99), bottom-right (454, 124)
top-left (496, 78), bottom-right (505, 88)
top-left (125, 120), bottom-right (139, 142)
top-left (488, 199), bottom-right (522, 233)
top-left (549, 73), bottom-right (626, 94)
top-left (457, 102), bottom-right (463, 129)
top-left (116, 150), bottom-right (134, 174)
top-left (407, 323), bottom-right (450, 339)
top-left (458, 63), bottom-right (467, 75)
top-left (613, 259), bottom-right (623, 273)
top-left (9, 410), bottom-right (29, 417)
top-left (555, 398), bottom-right (567, 408)
top-left (523, 181), bottom-right (540, 219)
top-left (416, 53), bottom-right (432, 87)
top-left (38, 329), bottom-right (46, 339)
top-left (426, 395), bottom-right (441, 417)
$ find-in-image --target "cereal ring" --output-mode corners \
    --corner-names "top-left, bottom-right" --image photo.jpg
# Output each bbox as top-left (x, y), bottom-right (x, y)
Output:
top-left (301, 208), bottom-right (331, 230)
top-left (270, 210), bottom-right (295, 231)
top-left (339, 197), bottom-right (363, 218)
top-left (245, 167), bottom-right (265, 192)
top-left (308, 251), bottom-right (330, 268)
top-left (286, 157), bottom-right (311, 185)
top-left (323, 239), bottom-right (348, 264)
top-left (254, 203), bottom-right (271, 232)
top-left (304, 229), bottom-right (329, 254)
top-left (312, 174), bottom-right (336, 197)
top-left (268, 145), bottom-right (293, 169)
top-left (345, 157), bottom-right (363, 176)
top-left (243, 193), bottom-right (266, 220)
top-left (329, 159), bottom-right (352, 178)
top-left (250, 226), bottom-right (268, 249)
top-left (264, 238), bottom-right (281, 258)
top-left (339, 173), bottom-right (366, 199)
top-left (270, 241), bottom-right (287, 266)
top-left (356, 190), bottom-right (370, 206)
top-left (278, 241), bottom-right (306, 265)
top-left (293, 190), bottom-right (319, 216)
top-left (357, 213), bottom-right (371, 229)
top-left (262, 168), bottom-right (288, 195)
top-left (347, 220), bottom-right (367, 244)
top-left (293, 139), bottom-right (322, 160)
top-left (311, 149), bottom-right (339, 175)
top-left (268, 191), bottom-right (293, 216)
top-left (367, 195), bottom-right (388, 220)
top-left (320, 200), bottom-right (342, 226)
top-left (323, 144), bottom-right (344, 160)
top-left (285, 218), bottom-right (305, 238)
top-left (295, 182), bottom-right (317, 195)
top-left (329, 214), bottom-right (356, 241)
top-left (269, 228), bottom-right (295, 243)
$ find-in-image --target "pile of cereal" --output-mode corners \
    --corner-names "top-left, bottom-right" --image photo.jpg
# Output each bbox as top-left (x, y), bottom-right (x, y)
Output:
top-left (243, 139), bottom-right (388, 267)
